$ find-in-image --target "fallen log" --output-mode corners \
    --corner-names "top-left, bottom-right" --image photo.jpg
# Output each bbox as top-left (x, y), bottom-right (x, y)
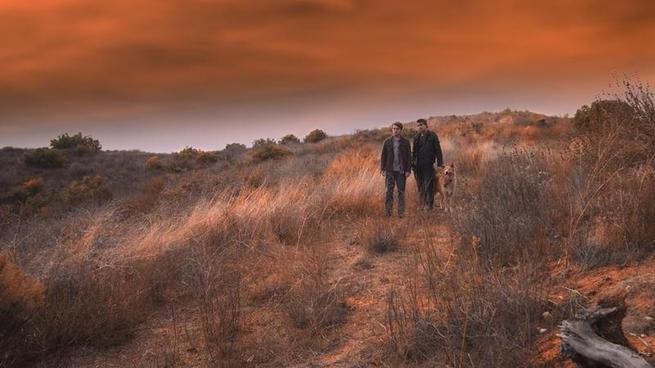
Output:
top-left (559, 306), bottom-right (653, 368)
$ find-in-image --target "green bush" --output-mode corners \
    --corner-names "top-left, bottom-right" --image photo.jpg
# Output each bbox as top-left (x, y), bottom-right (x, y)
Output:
top-left (279, 134), bottom-right (300, 145)
top-left (24, 148), bottom-right (65, 168)
top-left (252, 138), bottom-right (277, 148)
top-left (249, 143), bottom-right (291, 163)
top-left (304, 129), bottom-right (328, 143)
top-left (50, 133), bottom-right (101, 155)
top-left (64, 175), bottom-right (113, 205)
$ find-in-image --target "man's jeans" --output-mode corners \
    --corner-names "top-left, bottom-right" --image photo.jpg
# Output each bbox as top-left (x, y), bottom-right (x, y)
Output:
top-left (415, 165), bottom-right (435, 209)
top-left (385, 171), bottom-right (406, 217)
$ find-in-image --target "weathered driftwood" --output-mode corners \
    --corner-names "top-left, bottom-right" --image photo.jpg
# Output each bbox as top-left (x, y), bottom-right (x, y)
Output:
top-left (560, 306), bottom-right (653, 368)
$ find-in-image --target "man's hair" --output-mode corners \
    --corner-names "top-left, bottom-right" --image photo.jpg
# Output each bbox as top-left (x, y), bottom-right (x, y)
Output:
top-left (392, 122), bottom-right (403, 130)
top-left (417, 118), bottom-right (427, 126)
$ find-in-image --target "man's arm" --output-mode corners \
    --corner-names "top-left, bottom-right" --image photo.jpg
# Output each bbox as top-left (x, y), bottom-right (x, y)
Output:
top-left (380, 140), bottom-right (387, 172)
top-left (411, 137), bottom-right (418, 170)
top-left (403, 140), bottom-right (412, 176)
top-left (434, 132), bottom-right (444, 167)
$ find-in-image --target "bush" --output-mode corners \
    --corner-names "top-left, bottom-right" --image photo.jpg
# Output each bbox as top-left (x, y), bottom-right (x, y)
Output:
top-left (168, 147), bottom-right (217, 170)
top-left (387, 262), bottom-right (546, 365)
top-left (279, 134), bottom-right (300, 145)
top-left (304, 129), bottom-right (328, 143)
top-left (145, 155), bottom-right (163, 171)
top-left (177, 146), bottom-right (199, 158)
top-left (10, 177), bottom-right (44, 204)
top-left (252, 138), bottom-right (277, 148)
top-left (224, 143), bottom-right (246, 153)
top-left (452, 149), bottom-right (554, 269)
top-left (223, 143), bottom-right (247, 163)
top-left (24, 148), bottom-right (65, 168)
top-left (197, 151), bottom-right (218, 165)
top-left (64, 175), bottom-right (113, 205)
top-left (366, 224), bottom-right (401, 254)
top-left (50, 132), bottom-right (101, 155)
top-left (286, 252), bottom-right (347, 334)
top-left (573, 99), bottom-right (632, 132)
top-left (249, 143), bottom-right (291, 163)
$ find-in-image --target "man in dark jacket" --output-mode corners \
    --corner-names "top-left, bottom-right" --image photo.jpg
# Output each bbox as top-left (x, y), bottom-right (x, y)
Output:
top-left (380, 122), bottom-right (412, 218)
top-left (412, 118), bottom-right (443, 210)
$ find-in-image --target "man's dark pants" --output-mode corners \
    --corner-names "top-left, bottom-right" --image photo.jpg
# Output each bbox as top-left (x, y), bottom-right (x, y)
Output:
top-left (385, 171), bottom-right (406, 217)
top-left (415, 165), bottom-right (435, 209)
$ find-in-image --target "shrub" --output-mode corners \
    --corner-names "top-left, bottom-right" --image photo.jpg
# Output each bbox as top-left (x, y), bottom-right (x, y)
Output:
top-left (223, 143), bottom-right (247, 163)
top-left (50, 132), bottom-right (101, 155)
top-left (304, 129), bottom-right (328, 143)
top-left (145, 155), bottom-right (163, 170)
top-left (252, 138), bottom-right (277, 148)
top-left (197, 151), bottom-right (218, 165)
top-left (10, 177), bottom-right (45, 204)
top-left (223, 143), bottom-right (246, 153)
top-left (169, 147), bottom-right (199, 172)
top-left (366, 223), bottom-right (401, 254)
top-left (249, 143), bottom-right (291, 163)
top-left (64, 175), bottom-right (113, 205)
top-left (573, 99), bottom-right (632, 132)
top-left (452, 149), bottom-right (555, 269)
top-left (286, 252), bottom-right (347, 334)
top-left (177, 146), bottom-right (200, 158)
top-left (24, 148), bottom-right (65, 168)
top-left (279, 134), bottom-right (300, 145)
top-left (168, 147), bottom-right (217, 170)
top-left (21, 177), bottom-right (44, 196)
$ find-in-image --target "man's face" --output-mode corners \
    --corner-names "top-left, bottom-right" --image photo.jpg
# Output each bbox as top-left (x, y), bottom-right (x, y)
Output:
top-left (391, 125), bottom-right (401, 137)
top-left (417, 123), bottom-right (427, 133)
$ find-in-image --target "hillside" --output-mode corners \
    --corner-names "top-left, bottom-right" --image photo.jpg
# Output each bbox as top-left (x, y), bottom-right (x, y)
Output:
top-left (2, 103), bottom-right (655, 368)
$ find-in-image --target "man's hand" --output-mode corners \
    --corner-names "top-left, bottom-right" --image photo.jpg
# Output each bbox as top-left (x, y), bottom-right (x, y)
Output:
top-left (405, 171), bottom-right (411, 178)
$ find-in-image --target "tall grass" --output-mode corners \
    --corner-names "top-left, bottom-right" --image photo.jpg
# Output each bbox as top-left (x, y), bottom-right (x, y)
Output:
top-left (0, 144), bottom-right (386, 366)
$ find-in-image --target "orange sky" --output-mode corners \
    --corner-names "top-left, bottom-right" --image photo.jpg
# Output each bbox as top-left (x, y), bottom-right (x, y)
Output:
top-left (1, 0), bottom-right (654, 151)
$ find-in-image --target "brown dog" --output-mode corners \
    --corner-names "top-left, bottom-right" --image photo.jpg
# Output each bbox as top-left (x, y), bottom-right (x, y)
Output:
top-left (434, 163), bottom-right (456, 211)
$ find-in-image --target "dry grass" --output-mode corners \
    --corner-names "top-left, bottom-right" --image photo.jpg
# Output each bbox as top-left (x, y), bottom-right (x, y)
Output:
top-left (2, 97), bottom-right (655, 367)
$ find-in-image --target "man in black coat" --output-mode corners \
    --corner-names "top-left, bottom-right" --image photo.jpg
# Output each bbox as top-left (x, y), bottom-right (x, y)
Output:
top-left (412, 118), bottom-right (443, 210)
top-left (380, 122), bottom-right (412, 218)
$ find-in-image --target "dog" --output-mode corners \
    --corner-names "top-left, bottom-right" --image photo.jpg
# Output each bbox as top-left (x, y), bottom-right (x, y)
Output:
top-left (434, 163), bottom-right (456, 211)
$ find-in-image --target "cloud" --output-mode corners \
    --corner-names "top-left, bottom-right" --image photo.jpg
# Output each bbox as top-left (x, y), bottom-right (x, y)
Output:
top-left (0, 0), bottom-right (654, 147)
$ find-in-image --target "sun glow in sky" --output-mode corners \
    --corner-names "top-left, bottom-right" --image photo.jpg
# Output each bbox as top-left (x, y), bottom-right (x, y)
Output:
top-left (1, 0), bottom-right (654, 151)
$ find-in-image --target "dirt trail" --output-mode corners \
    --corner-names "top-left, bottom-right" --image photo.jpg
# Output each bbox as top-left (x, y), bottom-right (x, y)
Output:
top-left (294, 216), bottom-right (453, 367)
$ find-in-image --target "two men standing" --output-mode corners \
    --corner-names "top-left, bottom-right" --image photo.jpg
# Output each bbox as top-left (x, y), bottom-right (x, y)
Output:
top-left (380, 119), bottom-right (443, 217)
